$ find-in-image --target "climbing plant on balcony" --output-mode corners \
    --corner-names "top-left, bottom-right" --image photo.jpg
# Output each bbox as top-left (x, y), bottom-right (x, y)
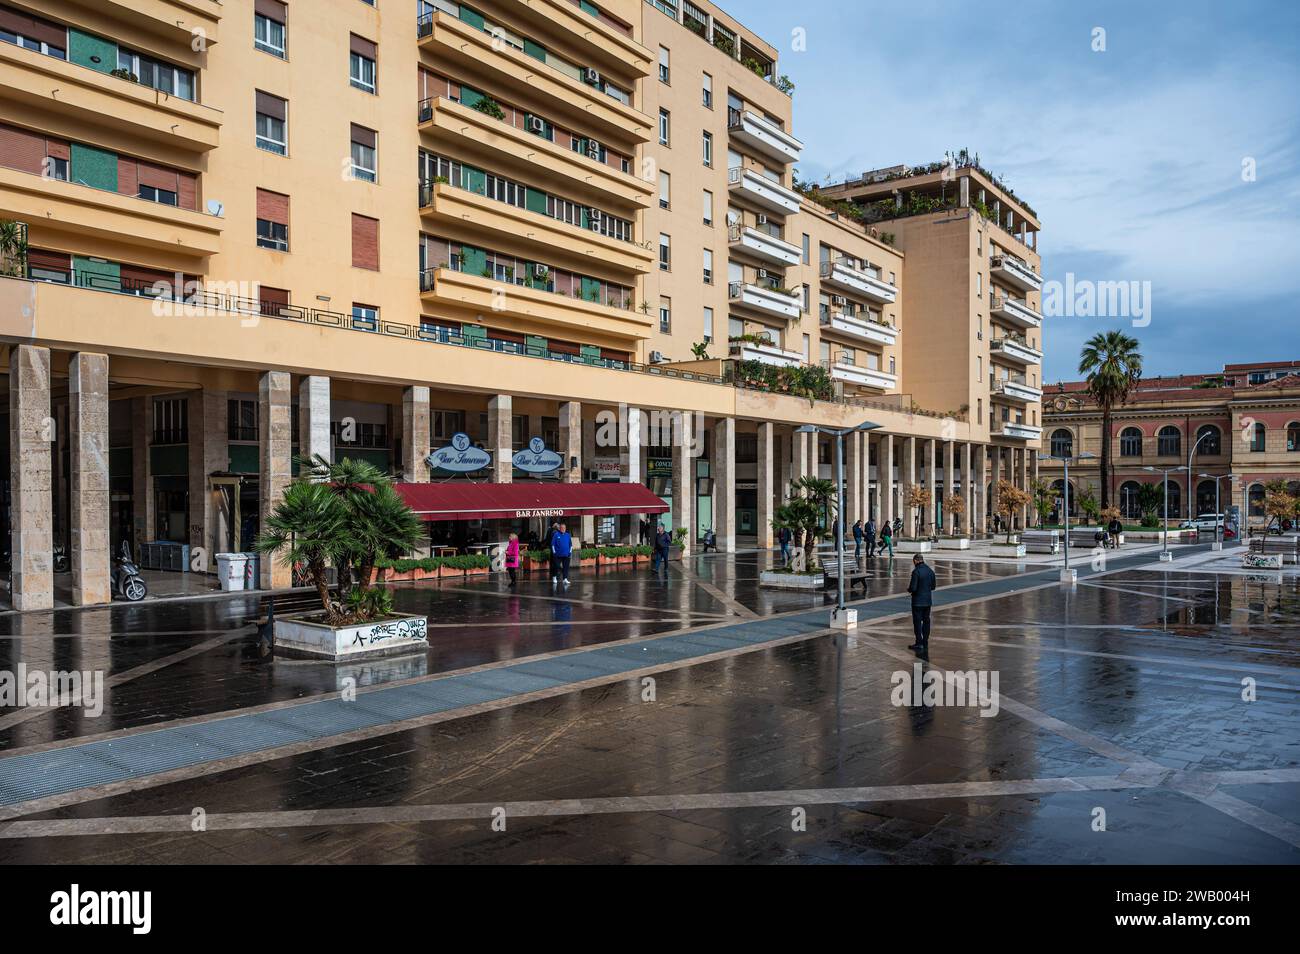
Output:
top-left (0, 219), bottom-right (28, 278)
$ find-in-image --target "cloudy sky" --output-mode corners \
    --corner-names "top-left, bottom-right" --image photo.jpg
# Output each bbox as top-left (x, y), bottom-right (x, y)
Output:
top-left (732, 0), bottom-right (1300, 382)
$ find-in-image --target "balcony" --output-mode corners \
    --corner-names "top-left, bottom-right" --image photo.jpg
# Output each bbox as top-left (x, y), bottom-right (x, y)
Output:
top-left (418, 97), bottom-right (651, 209)
top-left (421, 267), bottom-right (651, 343)
top-left (417, 11), bottom-right (652, 145)
top-left (990, 253), bottom-right (1043, 292)
top-left (726, 108), bottom-right (803, 165)
top-left (0, 42), bottom-right (221, 152)
top-left (728, 281), bottom-right (802, 321)
top-left (419, 182), bottom-right (653, 276)
top-left (727, 167), bottom-right (802, 217)
top-left (818, 259), bottom-right (897, 304)
top-left (826, 360), bottom-right (897, 392)
top-left (992, 378), bottom-right (1043, 404)
top-left (729, 339), bottom-right (802, 368)
top-left (727, 224), bottom-right (800, 267)
top-left (819, 312), bottom-right (897, 347)
top-left (990, 293), bottom-right (1042, 329)
top-left (507, 0), bottom-right (652, 78)
top-left (990, 336), bottom-right (1043, 366)
top-left (67, 0), bottom-right (223, 46)
top-left (0, 166), bottom-right (222, 257)
top-left (995, 421), bottom-right (1044, 441)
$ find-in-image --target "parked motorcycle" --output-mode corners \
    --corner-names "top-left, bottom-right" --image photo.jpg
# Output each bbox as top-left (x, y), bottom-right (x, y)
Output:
top-left (52, 543), bottom-right (69, 573)
top-left (112, 541), bottom-right (148, 601)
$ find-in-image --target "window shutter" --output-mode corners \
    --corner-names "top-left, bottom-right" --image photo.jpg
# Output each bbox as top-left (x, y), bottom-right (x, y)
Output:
top-left (350, 124), bottom-right (376, 149)
top-left (349, 34), bottom-right (376, 58)
top-left (255, 0), bottom-right (286, 22)
top-left (255, 90), bottom-right (286, 121)
top-left (256, 188), bottom-right (289, 224)
top-left (0, 123), bottom-right (46, 174)
top-left (0, 7), bottom-right (67, 47)
top-left (351, 213), bottom-right (379, 270)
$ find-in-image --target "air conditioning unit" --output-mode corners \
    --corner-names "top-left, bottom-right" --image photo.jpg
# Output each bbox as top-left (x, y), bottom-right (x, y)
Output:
top-left (756, 268), bottom-right (770, 280)
top-left (527, 116), bottom-right (544, 134)
top-left (649, 350), bottom-right (667, 363)
top-left (756, 214), bottom-right (768, 226)
top-left (831, 295), bottom-right (846, 306)
top-left (586, 139), bottom-right (601, 160)
top-left (582, 67), bottom-right (601, 86)
top-left (587, 208), bottom-right (603, 230)
top-left (532, 263), bottom-right (549, 279)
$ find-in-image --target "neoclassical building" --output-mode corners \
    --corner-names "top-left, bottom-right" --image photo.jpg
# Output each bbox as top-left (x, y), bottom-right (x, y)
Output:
top-left (1040, 361), bottom-right (1300, 525)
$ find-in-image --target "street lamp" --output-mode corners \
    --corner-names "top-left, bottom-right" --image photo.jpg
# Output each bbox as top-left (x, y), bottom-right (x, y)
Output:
top-left (1143, 465), bottom-right (1188, 562)
top-left (797, 420), bottom-right (880, 630)
top-left (1197, 473), bottom-right (1237, 550)
top-left (1038, 450), bottom-right (1096, 583)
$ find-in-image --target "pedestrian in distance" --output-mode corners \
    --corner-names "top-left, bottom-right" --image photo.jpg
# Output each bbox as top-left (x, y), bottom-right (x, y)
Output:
top-left (702, 527), bottom-right (717, 552)
top-left (865, 517), bottom-right (877, 558)
top-left (880, 520), bottom-right (894, 558)
top-left (907, 553), bottom-right (937, 657)
top-left (653, 523), bottom-right (671, 576)
top-left (504, 532), bottom-right (520, 587)
top-left (1108, 514), bottom-right (1123, 550)
top-left (551, 522), bottom-right (573, 587)
top-left (777, 525), bottom-right (792, 566)
top-left (852, 519), bottom-right (864, 560)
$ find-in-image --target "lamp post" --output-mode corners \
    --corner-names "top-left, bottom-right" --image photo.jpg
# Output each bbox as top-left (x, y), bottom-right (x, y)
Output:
top-left (1143, 464), bottom-right (1188, 562)
top-left (797, 420), bottom-right (880, 630)
top-left (1039, 450), bottom-right (1096, 583)
top-left (1197, 473), bottom-right (1237, 550)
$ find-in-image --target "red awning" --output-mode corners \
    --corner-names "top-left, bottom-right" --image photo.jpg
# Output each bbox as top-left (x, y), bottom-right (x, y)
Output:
top-left (393, 481), bottom-right (668, 522)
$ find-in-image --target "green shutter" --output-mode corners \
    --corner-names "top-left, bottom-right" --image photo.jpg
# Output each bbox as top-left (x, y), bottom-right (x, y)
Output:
top-left (523, 39), bottom-right (547, 62)
top-left (579, 207), bottom-right (589, 229)
top-left (580, 344), bottom-right (602, 363)
top-left (461, 245), bottom-right (486, 276)
top-left (524, 187), bottom-right (548, 216)
top-left (72, 256), bottom-right (120, 291)
top-left (69, 29), bottom-right (116, 74)
top-left (70, 143), bottom-right (118, 191)
top-left (580, 277), bottom-right (601, 303)
top-left (459, 84), bottom-right (484, 109)
top-left (228, 444), bottom-right (258, 474)
top-left (462, 323), bottom-right (487, 343)
top-left (579, 1), bottom-right (599, 17)
top-left (458, 5), bottom-right (486, 31)
top-left (462, 164), bottom-right (486, 195)
top-left (525, 335), bottom-right (547, 356)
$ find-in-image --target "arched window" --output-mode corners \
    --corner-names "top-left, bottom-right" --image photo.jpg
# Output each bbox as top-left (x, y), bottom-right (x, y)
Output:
top-left (1164, 480), bottom-right (1181, 518)
top-left (1196, 479), bottom-right (1217, 516)
top-left (1119, 427), bottom-right (1142, 457)
top-left (1050, 428), bottom-right (1073, 458)
top-left (1251, 422), bottom-right (1266, 452)
top-left (1196, 424), bottom-right (1221, 456)
top-left (1248, 483), bottom-right (1266, 516)
top-left (1288, 422), bottom-right (1300, 452)
top-left (1157, 425), bottom-right (1181, 457)
top-left (1119, 481), bottom-right (1142, 519)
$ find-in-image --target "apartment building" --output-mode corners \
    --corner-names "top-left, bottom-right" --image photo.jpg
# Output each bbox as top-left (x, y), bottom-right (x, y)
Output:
top-left (0, 0), bottom-right (1043, 610)
top-left (1040, 362), bottom-right (1300, 526)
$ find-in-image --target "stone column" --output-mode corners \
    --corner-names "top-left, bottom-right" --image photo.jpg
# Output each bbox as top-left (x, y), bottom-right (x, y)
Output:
top-left (9, 345), bottom-right (54, 611)
top-left (792, 426), bottom-right (812, 487)
top-left (756, 421), bottom-right (774, 550)
top-left (130, 395), bottom-right (152, 551)
top-left (581, 416), bottom-right (596, 543)
top-left (943, 440), bottom-right (955, 536)
top-left (961, 441), bottom-right (973, 535)
top-left (1021, 447), bottom-right (1031, 528)
top-left (68, 353), bottom-right (111, 606)
top-left (559, 401), bottom-right (581, 483)
top-left (978, 444), bottom-right (991, 533)
top-left (199, 389), bottom-right (229, 567)
top-left (301, 376), bottom-right (333, 467)
top-left (846, 429), bottom-right (862, 529)
top-left (925, 438), bottom-right (938, 533)
top-left (990, 446), bottom-right (1002, 530)
top-left (488, 394), bottom-right (512, 483)
top-left (713, 417), bottom-right (735, 552)
top-left (901, 436), bottom-right (916, 535)
top-left (400, 384), bottom-right (428, 481)
top-left (671, 411), bottom-right (692, 552)
top-left (778, 433), bottom-right (792, 502)
top-left (879, 434), bottom-right (894, 526)
top-left (621, 406), bottom-right (642, 544)
top-left (259, 371), bottom-right (292, 589)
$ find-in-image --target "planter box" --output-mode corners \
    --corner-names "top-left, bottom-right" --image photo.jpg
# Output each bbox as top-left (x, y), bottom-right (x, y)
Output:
top-left (274, 612), bottom-right (429, 661)
top-left (463, 565), bottom-right (489, 577)
top-left (894, 539), bottom-right (932, 553)
top-left (1023, 530), bottom-right (1060, 554)
top-left (988, 543), bottom-right (1027, 558)
top-left (1243, 552), bottom-right (1283, 569)
top-left (936, 537), bottom-right (971, 550)
top-left (760, 570), bottom-right (825, 589)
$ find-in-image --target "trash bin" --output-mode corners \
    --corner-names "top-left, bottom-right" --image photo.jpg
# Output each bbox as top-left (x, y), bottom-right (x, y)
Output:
top-left (242, 553), bottom-right (260, 590)
top-left (215, 553), bottom-right (248, 592)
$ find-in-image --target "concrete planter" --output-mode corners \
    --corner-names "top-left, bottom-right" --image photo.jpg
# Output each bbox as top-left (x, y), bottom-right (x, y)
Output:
top-left (760, 570), bottom-right (825, 589)
top-left (1243, 552), bottom-right (1283, 569)
top-left (936, 536), bottom-right (971, 550)
top-left (274, 612), bottom-right (429, 661)
top-left (894, 539), bottom-right (933, 553)
top-left (989, 542), bottom-right (1027, 558)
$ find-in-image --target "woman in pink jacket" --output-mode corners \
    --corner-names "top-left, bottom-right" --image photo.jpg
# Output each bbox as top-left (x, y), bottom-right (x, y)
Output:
top-left (504, 532), bottom-right (520, 587)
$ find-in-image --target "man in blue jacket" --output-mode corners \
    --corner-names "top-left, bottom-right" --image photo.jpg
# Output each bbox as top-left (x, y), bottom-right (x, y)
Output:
top-left (907, 553), bottom-right (937, 656)
top-left (550, 522), bottom-right (573, 588)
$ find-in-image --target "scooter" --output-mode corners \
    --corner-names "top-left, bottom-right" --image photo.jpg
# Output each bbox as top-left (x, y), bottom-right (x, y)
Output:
top-left (52, 543), bottom-right (69, 573)
top-left (112, 541), bottom-right (148, 601)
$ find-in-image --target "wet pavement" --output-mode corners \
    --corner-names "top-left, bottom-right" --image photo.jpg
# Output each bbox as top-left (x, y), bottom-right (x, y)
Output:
top-left (0, 547), bottom-right (1297, 864)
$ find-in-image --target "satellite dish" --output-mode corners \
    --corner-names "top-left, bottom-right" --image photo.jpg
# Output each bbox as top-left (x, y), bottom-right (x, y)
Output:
top-left (206, 199), bottom-right (224, 217)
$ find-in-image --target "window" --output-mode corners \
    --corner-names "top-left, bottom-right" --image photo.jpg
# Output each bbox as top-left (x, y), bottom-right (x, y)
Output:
top-left (658, 109), bottom-right (670, 146)
top-left (801, 233), bottom-right (810, 264)
top-left (728, 317), bottom-right (743, 341)
top-left (702, 130), bottom-right (713, 166)
top-left (228, 399), bottom-right (258, 441)
top-left (350, 124), bottom-right (377, 181)
top-left (256, 188), bottom-right (289, 250)
top-left (349, 35), bottom-right (377, 93)
top-left (659, 296), bottom-right (671, 334)
top-left (352, 303), bottom-right (378, 329)
top-left (703, 306), bottom-right (713, 342)
top-left (152, 398), bottom-right (188, 445)
top-left (1120, 427), bottom-right (1142, 457)
top-left (1157, 425), bottom-right (1181, 457)
top-left (701, 72), bottom-right (712, 108)
top-left (702, 248), bottom-right (713, 284)
top-left (1050, 429), bottom-right (1073, 458)
top-left (702, 189), bottom-right (713, 226)
top-left (658, 46), bottom-right (669, 83)
top-left (254, 2), bottom-right (286, 57)
top-left (118, 48), bottom-right (195, 100)
top-left (1196, 423), bottom-right (1222, 456)
top-left (658, 171), bottom-right (670, 209)
top-left (352, 214), bottom-right (379, 269)
top-left (1248, 483), bottom-right (1265, 516)
top-left (255, 91), bottom-right (287, 154)
top-left (1251, 422), bottom-right (1266, 452)
top-left (45, 156), bottom-right (68, 181)
top-left (975, 272), bottom-right (982, 296)
top-left (658, 233), bottom-right (670, 271)
top-left (1289, 422), bottom-right (1300, 452)
top-left (0, 8), bottom-right (67, 59)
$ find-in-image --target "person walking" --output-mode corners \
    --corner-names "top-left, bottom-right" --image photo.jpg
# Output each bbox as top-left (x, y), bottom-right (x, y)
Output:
top-left (852, 519), bottom-right (864, 560)
top-left (653, 523), bottom-right (671, 576)
top-left (547, 521), bottom-right (560, 581)
top-left (880, 520), bottom-right (894, 558)
top-left (892, 516), bottom-right (903, 539)
top-left (504, 532), bottom-right (520, 587)
top-left (1108, 514), bottom-right (1123, 550)
top-left (551, 522), bottom-right (573, 587)
top-left (702, 527), bottom-right (717, 552)
top-left (865, 517), bottom-right (877, 558)
top-left (907, 553), bottom-right (937, 657)
top-left (777, 525), bottom-right (792, 566)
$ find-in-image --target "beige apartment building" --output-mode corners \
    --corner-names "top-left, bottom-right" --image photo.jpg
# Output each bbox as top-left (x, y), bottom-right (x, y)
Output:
top-left (0, 0), bottom-right (1043, 610)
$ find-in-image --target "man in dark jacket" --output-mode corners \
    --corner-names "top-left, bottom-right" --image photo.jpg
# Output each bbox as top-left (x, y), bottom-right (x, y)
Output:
top-left (852, 519), bottom-right (864, 559)
top-left (865, 517), bottom-right (877, 558)
top-left (907, 554), bottom-right (937, 656)
top-left (1108, 516), bottom-right (1123, 549)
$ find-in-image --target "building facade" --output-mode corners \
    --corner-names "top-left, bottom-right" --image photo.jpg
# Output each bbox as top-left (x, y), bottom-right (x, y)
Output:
top-left (1039, 362), bottom-right (1300, 525)
top-left (0, 0), bottom-right (1044, 610)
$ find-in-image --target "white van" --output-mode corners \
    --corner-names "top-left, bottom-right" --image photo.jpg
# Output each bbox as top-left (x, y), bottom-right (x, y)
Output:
top-left (1180, 514), bottom-right (1225, 532)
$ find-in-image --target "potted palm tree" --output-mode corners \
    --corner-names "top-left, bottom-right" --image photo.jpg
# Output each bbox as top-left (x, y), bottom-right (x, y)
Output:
top-left (1078, 331), bottom-right (1143, 512)
top-left (256, 455), bottom-right (427, 660)
top-left (761, 476), bottom-right (833, 588)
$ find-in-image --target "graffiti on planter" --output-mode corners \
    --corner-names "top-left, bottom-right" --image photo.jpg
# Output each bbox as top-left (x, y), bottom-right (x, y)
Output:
top-left (352, 616), bottom-right (429, 647)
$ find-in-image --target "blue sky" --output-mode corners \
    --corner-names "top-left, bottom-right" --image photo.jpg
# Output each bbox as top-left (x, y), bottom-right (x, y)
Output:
top-left (732, 0), bottom-right (1300, 382)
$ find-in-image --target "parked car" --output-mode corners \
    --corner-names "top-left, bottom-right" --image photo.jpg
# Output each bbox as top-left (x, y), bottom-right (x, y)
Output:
top-left (1179, 513), bottom-right (1225, 532)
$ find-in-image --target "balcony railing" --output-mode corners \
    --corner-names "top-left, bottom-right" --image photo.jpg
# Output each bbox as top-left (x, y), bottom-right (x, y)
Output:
top-left (726, 223), bottom-right (800, 266)
top-left (819, 258), bottom-right (897, 304)
top-left (420, 262), bottom-right (634, 312)
top-left (989, 253), bottom-right (1043, 292)
top-left (989, 292), bottom-right (1042, 329)
top-left (727, 166), bottom-right (802, 216)
top-left (726, 106), bottom-right (803, 164)
top-left (418, 176), bottom-right (636, 245)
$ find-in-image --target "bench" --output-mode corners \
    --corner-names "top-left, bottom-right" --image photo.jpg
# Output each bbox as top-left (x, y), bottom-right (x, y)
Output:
top-left (821, 557), bottom-right (869, 591)
top-left (1021, 530), bottom-right (1059, 554)
top-left (1250, 537), bottom-right (1299, 564)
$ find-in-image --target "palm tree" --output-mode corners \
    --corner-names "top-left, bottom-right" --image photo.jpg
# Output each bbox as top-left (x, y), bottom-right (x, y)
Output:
top-left (1078, 331), bottom-right (1143, 509)
top-left (255, 481), bottom-right (349, 618)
